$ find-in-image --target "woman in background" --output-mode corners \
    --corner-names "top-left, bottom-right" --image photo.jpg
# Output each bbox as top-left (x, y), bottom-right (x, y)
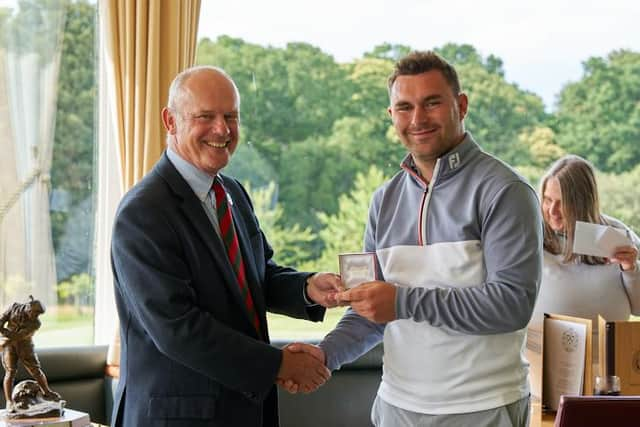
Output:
top-left (529, 155), bottom-right (640, 379)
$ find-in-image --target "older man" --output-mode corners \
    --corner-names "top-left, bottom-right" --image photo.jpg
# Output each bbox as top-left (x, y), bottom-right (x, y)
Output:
top-left (111, 66), bottom-right (341, 427)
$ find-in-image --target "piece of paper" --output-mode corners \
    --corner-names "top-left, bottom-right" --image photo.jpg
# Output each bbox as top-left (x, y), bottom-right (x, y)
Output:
top-left (543, 318), bottom-right (587, 411)
top-left (572, 221), bottom-right (632, 258)
top-left (338, 252), bottom-right (377, 289)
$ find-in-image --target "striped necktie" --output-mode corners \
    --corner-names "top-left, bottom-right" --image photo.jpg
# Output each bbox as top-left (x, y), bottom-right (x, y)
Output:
top-left (212, 179), bottom-right (260, 333)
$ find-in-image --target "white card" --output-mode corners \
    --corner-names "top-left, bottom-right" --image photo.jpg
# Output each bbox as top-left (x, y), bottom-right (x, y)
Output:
top-left (572, 221), bottom-right (632, 258)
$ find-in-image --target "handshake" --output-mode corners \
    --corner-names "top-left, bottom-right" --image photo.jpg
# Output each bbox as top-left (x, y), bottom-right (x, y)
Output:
top-left (276, 343), bottom-right (328, 394)
top-left (273, 273), bottom-right (399, 394)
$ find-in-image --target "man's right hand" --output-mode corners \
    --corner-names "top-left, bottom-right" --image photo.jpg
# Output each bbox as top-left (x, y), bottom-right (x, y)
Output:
top-left (277, 343), bottom-right (327, 393)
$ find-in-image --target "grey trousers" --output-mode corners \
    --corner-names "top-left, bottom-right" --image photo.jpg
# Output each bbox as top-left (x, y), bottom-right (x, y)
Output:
top-left (371, 394), bottom-right (530, 427)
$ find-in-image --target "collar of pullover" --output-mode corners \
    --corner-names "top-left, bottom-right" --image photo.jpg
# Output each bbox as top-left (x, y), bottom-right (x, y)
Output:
top-left (400, 132), bottom-right (482, 187)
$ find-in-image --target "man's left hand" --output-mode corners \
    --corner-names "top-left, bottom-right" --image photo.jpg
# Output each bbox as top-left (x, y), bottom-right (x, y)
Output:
top-left (337, 281), bottom-right (397, 323)
top-left (306, 273), bottom-right (344, 308)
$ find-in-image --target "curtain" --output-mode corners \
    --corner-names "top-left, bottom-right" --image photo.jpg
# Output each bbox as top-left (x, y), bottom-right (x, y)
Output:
top-left (97, 0), bottom-right (201, 365)
top-left (0, 1), bottom-right (67, 308)
top-left (93, 16), bottom-right (122, 350)
top-left (107, 0), bottom-right (201, 190)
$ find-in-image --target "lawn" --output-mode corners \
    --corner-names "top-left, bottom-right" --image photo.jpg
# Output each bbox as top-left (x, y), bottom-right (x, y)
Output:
top-left (31, 305), bottom-right (349, 347)
top-left (267, 306), bottom-right (348, 340)
top-left (34, 305), bottom-right (94, 348)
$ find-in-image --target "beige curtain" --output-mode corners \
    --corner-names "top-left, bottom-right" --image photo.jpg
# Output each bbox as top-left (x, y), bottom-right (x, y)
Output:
top-left (100, 0), bottom-right (201, 367)
top-left (106, 0), bottom-right (201, 190)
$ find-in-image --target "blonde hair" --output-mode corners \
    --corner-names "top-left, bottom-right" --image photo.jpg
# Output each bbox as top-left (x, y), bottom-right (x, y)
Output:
top-left (540, 155), bottom-right (608, 264)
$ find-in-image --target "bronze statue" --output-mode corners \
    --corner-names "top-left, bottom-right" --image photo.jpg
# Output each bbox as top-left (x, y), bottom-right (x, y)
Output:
top-left (11, 380), bottom-right (48, 410)
top-left (0, 296), bottom-right (61, 412)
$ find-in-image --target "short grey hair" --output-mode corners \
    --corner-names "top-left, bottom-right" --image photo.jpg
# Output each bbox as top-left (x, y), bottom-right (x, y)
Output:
top-left (166, 65), bottom-right (241, 111)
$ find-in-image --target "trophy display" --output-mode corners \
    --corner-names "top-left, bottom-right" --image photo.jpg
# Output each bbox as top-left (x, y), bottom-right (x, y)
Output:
top-left (0, 297), bottom-right (64, 420)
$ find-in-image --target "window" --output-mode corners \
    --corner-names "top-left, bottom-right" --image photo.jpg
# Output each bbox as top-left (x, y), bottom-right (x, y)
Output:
top-left (0, 0), bottom-right (97, 347)
top-left (2, 0), bottom-right (638, 348)
top-left (195, 0), bottom-right (640, 338)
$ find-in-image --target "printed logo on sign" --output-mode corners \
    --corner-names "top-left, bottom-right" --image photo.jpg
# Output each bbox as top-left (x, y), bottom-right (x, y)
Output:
top-left (448, 153), bottom-right (460, 170)
top-left (561, 328), bottom-right (579, 352)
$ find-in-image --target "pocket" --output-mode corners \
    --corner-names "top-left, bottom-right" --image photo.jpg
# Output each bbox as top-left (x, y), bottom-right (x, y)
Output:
top-left (148, 395), bottom-right (218, 419)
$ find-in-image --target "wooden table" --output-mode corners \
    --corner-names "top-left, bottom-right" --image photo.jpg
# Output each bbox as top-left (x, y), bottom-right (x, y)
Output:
top-left (531, 401), bottom-right (555, 427)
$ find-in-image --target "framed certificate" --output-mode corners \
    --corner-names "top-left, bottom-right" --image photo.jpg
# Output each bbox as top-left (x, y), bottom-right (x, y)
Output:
top-left (338, 252), bottom-right (377, 289)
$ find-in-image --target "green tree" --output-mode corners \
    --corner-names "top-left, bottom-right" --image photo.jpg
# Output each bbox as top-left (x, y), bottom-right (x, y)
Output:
top-left (225, 142), bottom-right (279, 191)
top-left (305, 166), bottom-right (387, 272)
top-left (457, 65), bottom-right (548, 165)
top-left (555, 50), bottom-right (640, 172)
top-left (364, 43), bottom-right (411, 62)
top-left (50, 0), bottom-right (96, 254)
top-left (244, 181), bottom-right (316, 268)
top-left (598, 167), bottom-right (640, 233)
top-left (346, 56), bottom-right (394, 120)
top-left (2, 0), bottom-right (68, 58)
top-left (278, 116), bottom-right (403, 232)
top-left (430, 43), bottom-right (549, 165)
top-left (276, 56), bottom-right (401, 232)
top-left (57, 272), bottom-right (93, 313)
top-left (196, 36), bottom-right (351, 167)
top-left (519, 126), bottom-right (565, 168)
top-left (513, 165), bottom-right (544, 189)
top-left (199, 38), bottom-right (552, 258)
top-left (436, 42), bottom-right (505, 77)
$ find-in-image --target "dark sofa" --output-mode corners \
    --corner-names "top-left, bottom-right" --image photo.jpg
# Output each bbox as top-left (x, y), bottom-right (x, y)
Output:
top-left (276, 341), bottom-right (382, 427)
top-left (0, 342), bottom-right (382, 427)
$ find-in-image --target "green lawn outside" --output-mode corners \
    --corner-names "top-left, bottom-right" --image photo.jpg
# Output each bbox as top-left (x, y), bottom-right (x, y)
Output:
top-left (34, 306), bottom-right (94, 348)
top-left (267, 306), bottom-right (348, 340)
top-left (32, 305), bottom-right (348, 347)
top-left (35, 323), bottom-right (94, 348)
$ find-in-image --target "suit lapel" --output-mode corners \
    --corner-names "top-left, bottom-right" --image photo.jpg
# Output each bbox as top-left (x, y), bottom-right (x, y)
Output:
top-left (155, 154), bottom-right (260, 335)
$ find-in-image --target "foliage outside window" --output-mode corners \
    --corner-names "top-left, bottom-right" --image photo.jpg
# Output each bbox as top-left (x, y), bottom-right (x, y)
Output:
top-left (0, 0), bottom-right (96, 347)
top-left (2, 2), bottom-right (639, 346)
top-left (195, 37), bottom-right (640, 338)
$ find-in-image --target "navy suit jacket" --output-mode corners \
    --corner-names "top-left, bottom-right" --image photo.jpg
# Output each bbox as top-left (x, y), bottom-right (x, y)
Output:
top-left (111, 153), bottom-right (325, 426)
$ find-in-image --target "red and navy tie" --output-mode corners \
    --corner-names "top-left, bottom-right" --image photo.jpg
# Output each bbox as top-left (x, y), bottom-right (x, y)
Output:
top-left (212, 179), bottom-right (260, 333)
